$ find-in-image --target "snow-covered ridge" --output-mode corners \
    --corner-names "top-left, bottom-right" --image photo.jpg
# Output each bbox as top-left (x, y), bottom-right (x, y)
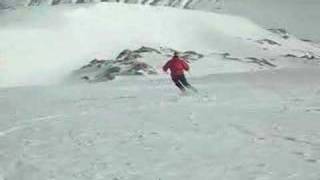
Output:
top-left (0, 0), bottom-right (218, 9)
top-left (0, 3), bottom-right (320, 87)
top-left (2, 0), bottom-right (320, 43)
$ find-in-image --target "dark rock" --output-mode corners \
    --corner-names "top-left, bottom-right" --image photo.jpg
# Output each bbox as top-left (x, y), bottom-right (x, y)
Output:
top-left (107, 66), bottom-right (121, 73)
top-left (245, 57), bottom-right (277, 67)
top-left (284, 54), bottom-right (297, 58)
top-left (181, 51), bottom-right (204, 61)
top-left (73, 46), bottom-right (205, 83)
top-left (159, 47), bottom-right (177, 56)
top-left (90, 59), bottom-right (106, 64)
top-left (28, 0), bottom-right (41, 6)
top-left (51, 0), bottom-right (61, 5)
top-left (257, 39), bottom-right (281, 46)
top-left (76, 0), bottom-right (85, 3)
top-left (116, 50), bottom-right (142, 61)
top-left (268, 28), bottom-right (290, 39)
top-left (80, 59), bottom-right (106, 69)
top-left (134, 46), bottom-right (161, 54)
top-left (121, 62), bottom-right (156, 75)
top-left (301, 39), bottom-right (312, 42)
top-left (80, 64), bottom-right (92, 69)
top-left (81, 76), bottom-right (90, 81)
top-left (284, 52), bottom-right (317, 60)
top-left (220, 52), bottom-right (241, 61)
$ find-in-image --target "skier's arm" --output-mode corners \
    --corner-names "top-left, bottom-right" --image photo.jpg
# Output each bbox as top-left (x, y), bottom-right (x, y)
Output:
top-left (182, 59), bottom-right (190, 71)
top-left (162, 61), bottom-right (170, 72)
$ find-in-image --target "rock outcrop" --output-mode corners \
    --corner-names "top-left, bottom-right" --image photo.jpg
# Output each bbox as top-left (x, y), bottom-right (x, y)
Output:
top-left (71, 46), bottom-right (204, 82)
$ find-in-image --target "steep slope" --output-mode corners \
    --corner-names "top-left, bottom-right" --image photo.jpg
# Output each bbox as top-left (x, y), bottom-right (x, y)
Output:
top-left (2, 0), bottom-right (319, 43)
top-left (1, 3), bottom-right (320, 180)
top-left (0, 3), bottom-right (320, 87)
top-left (207, 0), bottom-right (320, 42)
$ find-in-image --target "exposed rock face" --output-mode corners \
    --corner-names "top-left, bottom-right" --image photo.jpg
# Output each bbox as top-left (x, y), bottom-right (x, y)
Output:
top-left (256, 39), bottom-right (281, 46)
top-left (212, 52), bottom-right (276, 68)
top-left (71, 46), bottom-right (204, 82)
top-left (268, 28), bottom-right (290, 39)
top-left (181, 51), bottom-right (204, 61)
top-left (245, 57), bottom-right (276, 67)
top-left (71, 41), bottom-right (320, 83)
top-left (284, 52), bottom-right (320, 60)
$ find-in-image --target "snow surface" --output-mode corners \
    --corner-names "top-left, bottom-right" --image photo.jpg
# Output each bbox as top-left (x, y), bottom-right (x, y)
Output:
top-left (1, 0), bottom-right (320, 41)
top-left (0, 3), bottom-right (268, 87)
top-left (1, 3), bottom-right (320, 180)
top-left (196, 0), bottom-right (320, 42)
top-left (1, 68), bottom-right (320, 180)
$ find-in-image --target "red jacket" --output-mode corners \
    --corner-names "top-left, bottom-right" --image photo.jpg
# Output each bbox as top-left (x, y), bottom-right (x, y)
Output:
top-left (163, 56), bottom-right (189, 77)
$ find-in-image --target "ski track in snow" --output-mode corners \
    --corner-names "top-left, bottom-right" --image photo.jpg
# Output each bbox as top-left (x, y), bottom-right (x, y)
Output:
top-left (230, 124), bottom-right (320, 164)
top-left (0, 114), bottom-right (63, 138)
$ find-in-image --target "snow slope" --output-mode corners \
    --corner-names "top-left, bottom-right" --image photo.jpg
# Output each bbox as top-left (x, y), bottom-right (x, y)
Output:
top-left (1, 3), bottom-right (320, 87)
top-left (1, 3), bottom-right (320, 180)
top-left (1, 68), bottom-right (320, 180)
top-left (0, 3), bottom-right (264, 87)
top-left (207, 0), bottom-right (320, 42)
top-left (1, 0), bottom-right (320, 42)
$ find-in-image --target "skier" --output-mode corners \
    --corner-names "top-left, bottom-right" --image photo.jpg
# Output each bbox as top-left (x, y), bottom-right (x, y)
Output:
top-left (163, 52), bottom-right (197, 93)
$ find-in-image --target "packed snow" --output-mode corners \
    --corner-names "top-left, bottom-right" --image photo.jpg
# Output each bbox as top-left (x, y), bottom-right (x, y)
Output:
top-left (1, 68), bottom-right (320, 180)
top-left (1, 2), bottom-right (320, 180)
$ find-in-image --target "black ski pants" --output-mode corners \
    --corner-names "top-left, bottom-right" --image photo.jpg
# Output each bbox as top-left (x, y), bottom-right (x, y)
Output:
top-left (171, 74), bottom-right (192, 91)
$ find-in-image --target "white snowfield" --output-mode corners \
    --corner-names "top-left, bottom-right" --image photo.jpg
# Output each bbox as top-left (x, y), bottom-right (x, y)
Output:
top-left (0, 3), bottom-right (319, 87)
top-left (1, 68), bottom-right (320, 180)
top-left (1, 0), bottom-right (320, 42)
top-left (0, 2), bottom-right (269, 87)
top-left (0, 3), bottom-right (320, 180)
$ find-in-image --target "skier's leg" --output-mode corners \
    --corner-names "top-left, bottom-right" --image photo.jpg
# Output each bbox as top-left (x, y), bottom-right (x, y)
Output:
top-left (175, 81), bottom-right (186, 92)
top-left (172, 76), bottom-right (186, 92)
top-left (180, 74), bottom-right (198, 92)
top-left (180, 74), bottom-right (191, 87)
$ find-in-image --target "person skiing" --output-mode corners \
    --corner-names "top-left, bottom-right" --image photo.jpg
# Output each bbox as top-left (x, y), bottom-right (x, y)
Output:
top-left (163, 52), bottom-right (197, 93)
